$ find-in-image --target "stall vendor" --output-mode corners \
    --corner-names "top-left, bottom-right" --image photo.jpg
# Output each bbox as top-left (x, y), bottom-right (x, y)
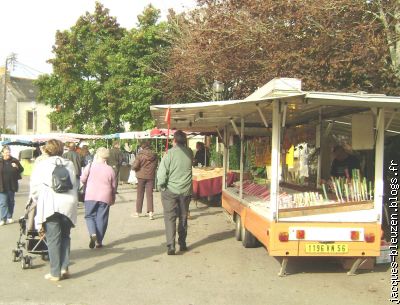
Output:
top-left (330, 145), bottom-right (360, 179)
top-left (193, 142), bottom-right (210, 167)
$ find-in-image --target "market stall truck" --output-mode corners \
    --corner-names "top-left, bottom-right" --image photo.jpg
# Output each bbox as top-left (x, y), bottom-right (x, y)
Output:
top-left (219, 89), bottom-right (387, 276)
top-left (149, 78), bottom-right (396, 276)
top-left (222, 189), bottom-right (381, 276)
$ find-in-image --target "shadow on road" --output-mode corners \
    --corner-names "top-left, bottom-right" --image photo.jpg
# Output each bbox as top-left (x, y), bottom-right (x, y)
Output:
top-left (70, 229), bottom-right (166, 278)
top-left (187, 230), bottom-right (234, 251)
top-left (71, 244), bottom-right (165, 278)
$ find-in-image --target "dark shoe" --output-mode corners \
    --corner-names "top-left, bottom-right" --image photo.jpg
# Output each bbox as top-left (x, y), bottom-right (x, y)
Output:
top-left (179, 244), bottom-right (188, 252)
top-left (61, 269), bottom-right (70, 279)
top-left (167, 245), bottom-right (175, 255)
top-left (96, 243), bottom-right (103, 249)
top-left (89, 234), bottom-right (97, 249)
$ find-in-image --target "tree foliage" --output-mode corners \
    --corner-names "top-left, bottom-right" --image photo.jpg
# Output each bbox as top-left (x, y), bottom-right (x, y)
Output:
top-left (35, 2), bottom-right (169, 133)
top-left (35, 1), bottom-right (400, 134)
top-left (162, 0), bottom-right (400, 104)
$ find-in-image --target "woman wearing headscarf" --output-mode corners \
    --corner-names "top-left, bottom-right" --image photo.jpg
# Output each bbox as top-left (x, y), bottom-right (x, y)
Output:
top-left (81, 147), bottom-right (116, 249)
top-left (30, 139), bottom-right (78, 281)
top-left (0, 145), bottom-right (24, 226)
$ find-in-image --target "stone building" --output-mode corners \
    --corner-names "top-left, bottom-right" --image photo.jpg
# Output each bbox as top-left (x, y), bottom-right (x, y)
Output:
top-left (0, 69), bottom-right (55, 134)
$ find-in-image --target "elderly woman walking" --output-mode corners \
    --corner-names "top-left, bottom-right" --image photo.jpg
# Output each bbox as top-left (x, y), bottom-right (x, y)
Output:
top-left (0, 146), bottom-right (24, 226)
top-left (81, 147), bottom-right (116, 249)
top-left (30, 139), bottom-right (78, 281)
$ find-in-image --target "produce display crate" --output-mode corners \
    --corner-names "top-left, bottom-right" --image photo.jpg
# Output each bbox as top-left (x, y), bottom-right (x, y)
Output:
top-left (278, 200), bottom-right (374, 218)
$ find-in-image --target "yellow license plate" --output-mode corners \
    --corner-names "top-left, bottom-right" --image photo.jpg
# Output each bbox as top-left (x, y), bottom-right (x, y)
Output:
top-left (305, 243), bottom-right (348, 254)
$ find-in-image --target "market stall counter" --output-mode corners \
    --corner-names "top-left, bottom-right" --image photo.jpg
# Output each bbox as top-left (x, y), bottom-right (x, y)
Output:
top-left (192, 167), bottom-right (252, 198)
top-left (192, 167), bottom-right (224, 198)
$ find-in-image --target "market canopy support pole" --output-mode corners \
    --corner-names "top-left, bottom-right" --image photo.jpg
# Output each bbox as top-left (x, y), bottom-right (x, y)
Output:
top-left (385, 110), bottom-right (396, 130)
top-left (270, 99), bottom-right (281, 219)
top-left (240, 118), bottom-right (244, 199)
top-left (230, 119), bottom-right (240, 136)
top-left (278, 257), bottom-right (289, 277)
top-left (374, 108), bottom-right (385, 221)
top-left (222, 126), bottom-right (228, 190)
top-left (347, 258), bottom-right (367, 276)
top-left (281, 103), bottom-right (287, 128)
top-left (256, 105), bottom-right (269, 128)
top-left (316, 108), bottom-right (322, 188)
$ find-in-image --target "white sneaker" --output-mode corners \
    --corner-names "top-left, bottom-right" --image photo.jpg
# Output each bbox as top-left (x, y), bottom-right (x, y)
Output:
top-left (0, 220), bottom-right (5, 226)
top-left (132, 212), bottom-right (140, 218)
top-left (6, 218), bottom-right (14, 224)
top-left (148, 212), bottom-right (154, 220)
top-left (44, 273), bottom-right (60, 281)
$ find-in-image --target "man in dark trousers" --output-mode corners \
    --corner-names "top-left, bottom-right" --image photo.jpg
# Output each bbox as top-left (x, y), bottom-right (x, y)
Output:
top-left (157, 130), bottom-right (193, 255)
top-left (62, 143), bottom-right (82, 179)
top-left (108, 141), bottom-right (123, 193)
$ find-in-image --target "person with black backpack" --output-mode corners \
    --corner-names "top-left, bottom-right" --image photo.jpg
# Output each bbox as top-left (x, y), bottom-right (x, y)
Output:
top-left (30, 139), bottom-right (78, 282)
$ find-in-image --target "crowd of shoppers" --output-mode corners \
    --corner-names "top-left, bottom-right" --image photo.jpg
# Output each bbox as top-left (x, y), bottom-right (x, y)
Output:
top-left (1, 131), bottom-right (195, 281)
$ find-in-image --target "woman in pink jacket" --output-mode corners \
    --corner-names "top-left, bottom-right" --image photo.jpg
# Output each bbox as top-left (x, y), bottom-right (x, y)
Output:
top-left (81, 147), bottom-right (116, 249)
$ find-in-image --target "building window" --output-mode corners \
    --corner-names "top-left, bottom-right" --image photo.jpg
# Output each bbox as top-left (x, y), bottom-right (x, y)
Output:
top-left (27, 111), bottom-right (34, 130)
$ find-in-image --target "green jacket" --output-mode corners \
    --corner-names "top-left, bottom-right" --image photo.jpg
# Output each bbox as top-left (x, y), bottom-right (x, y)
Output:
top-left (157, 145), bottom-right (193, 196)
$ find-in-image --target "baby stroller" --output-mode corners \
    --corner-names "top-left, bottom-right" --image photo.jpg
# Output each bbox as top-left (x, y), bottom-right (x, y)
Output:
top-left (12, 198), bottom-right (48, 269)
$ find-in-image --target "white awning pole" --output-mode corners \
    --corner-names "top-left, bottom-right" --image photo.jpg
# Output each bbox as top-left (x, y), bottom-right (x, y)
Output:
top-left (240, 118), bottom-right (244, 199)
top-left (230, 119), bottom-right (240, 136)
top-left (256, 106), bottom-right (269, 128)
top-left (374, 108), bottom-right (385, 223)
top-left (222, 126), bottom-right (228, 190)
top-left (385, 110), bottom-right (396, 130)
top-left (271, 100), bottom-right (281, 220)
top-left (281, 103), bottom-right (287, 128)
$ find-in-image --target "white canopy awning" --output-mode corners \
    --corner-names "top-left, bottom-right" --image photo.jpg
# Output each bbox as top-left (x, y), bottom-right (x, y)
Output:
top-left (150, 78), bottom-right (400, 134)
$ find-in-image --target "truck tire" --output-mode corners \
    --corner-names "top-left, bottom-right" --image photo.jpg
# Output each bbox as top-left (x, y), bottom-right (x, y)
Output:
top-left (234, 214), bottom-right (242, 241)
top-left (241, 224), bottom-right (258, 248)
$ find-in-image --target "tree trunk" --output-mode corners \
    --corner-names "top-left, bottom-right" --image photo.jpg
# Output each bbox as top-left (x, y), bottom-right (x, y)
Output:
top-left (379, 0), bottom-right (400, 79)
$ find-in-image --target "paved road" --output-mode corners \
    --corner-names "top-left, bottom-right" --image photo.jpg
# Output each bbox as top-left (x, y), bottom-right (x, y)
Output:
top-left (0, 177), bottom-right (391, 305)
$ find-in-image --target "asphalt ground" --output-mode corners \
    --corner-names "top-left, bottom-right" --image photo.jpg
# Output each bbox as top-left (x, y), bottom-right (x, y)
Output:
top-left (0, 176), bottom-right (392, 305)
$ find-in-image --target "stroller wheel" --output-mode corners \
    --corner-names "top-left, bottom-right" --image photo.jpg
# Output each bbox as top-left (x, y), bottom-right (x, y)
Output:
top-left (12, 249), bottom-right (22, 262)
top-left (21, 256), bottom-right (32, 269)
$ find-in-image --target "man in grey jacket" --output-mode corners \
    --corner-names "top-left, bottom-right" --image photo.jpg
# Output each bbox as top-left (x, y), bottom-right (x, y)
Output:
top-left (157, 130), bottom-right (193, 255)
top-left (107, 141), bottom-right (123, 193)
top-left (62, 143), bottom-right (82, 179)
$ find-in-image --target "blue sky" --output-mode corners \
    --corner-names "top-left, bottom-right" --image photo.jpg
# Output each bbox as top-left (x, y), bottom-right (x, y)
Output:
top-left (0, 0), bottom-right (196, 78)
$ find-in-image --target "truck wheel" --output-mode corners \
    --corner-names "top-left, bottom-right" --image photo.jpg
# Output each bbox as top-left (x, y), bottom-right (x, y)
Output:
top-left (241, 225), bottom-right (258, 248)
top-left (234, 214), bottom-right (242, 241)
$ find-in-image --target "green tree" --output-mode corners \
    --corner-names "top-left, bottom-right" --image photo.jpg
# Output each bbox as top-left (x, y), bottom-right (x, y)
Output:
top-left (35, 3), bottom-right (170, 133)
top-left (113, 5), bottom-right (171, 130)
top-left (35, 2), bottom-right (126, 133)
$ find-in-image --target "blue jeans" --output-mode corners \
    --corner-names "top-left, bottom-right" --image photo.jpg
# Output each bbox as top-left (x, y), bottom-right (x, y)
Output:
top-left (44, 213), bottom-right (72, 277)
top-left (84, 201), bottom-right (110, 245)
top-left (0, 191), bottom-right (15, 220)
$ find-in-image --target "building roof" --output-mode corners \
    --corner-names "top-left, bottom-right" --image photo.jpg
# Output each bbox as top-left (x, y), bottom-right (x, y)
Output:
top-left (9, 76), bottom-right (38, 101)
